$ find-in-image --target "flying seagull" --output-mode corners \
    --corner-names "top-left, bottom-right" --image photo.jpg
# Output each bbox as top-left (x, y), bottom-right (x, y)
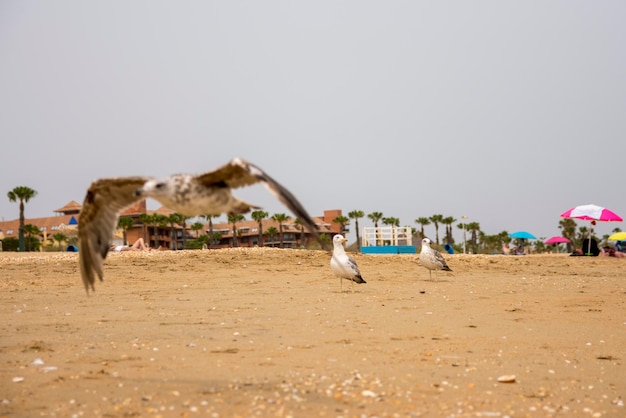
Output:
top-left (78, 157), bottom-right (325, 293)
top-left (419, 237), bottom-right (452, 281)
top-left (330, 234), bottom-right (366, 292)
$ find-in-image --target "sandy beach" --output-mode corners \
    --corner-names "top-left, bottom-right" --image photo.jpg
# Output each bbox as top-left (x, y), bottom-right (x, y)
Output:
top-left (1, 248), bottom-right (624, 417)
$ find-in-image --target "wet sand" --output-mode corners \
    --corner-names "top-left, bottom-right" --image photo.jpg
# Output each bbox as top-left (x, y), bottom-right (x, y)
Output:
top-left (1, 248), bottom-right (624, 417)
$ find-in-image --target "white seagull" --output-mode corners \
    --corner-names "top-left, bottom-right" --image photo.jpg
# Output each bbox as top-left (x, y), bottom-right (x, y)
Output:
top-left (330, 234), bottom-right (366, 292)
top-left (419, 237), bottom-right (452, 281)
top-left (78, 157), bottom-right (325, 293)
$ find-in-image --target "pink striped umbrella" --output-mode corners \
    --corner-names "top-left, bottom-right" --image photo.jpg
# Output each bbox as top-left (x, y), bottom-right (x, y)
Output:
top-left (560, 204), bottom-right (622, 222)
top-left (560, 204), bottom-right (622, 254)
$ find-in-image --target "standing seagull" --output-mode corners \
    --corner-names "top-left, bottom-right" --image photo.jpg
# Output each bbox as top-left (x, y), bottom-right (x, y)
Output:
top-left (419, 237), bottom-right (452, 281)
top-left (330, 234), bottom-right (366, 292)
top-left (78, 157), bottom-right (325, 293)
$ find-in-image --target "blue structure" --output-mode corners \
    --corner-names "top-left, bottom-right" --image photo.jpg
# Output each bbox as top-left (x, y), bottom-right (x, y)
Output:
top-left (360, 226), bottom-right (416, 254)
top-left (361, 245), bottom-right (416, 254)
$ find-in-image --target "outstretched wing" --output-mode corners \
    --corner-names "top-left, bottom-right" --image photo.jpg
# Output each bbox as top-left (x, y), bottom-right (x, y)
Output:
top-left (196, 158), bottom-right (327, 249)
top-left (78, 177), bottom-right (150, 293)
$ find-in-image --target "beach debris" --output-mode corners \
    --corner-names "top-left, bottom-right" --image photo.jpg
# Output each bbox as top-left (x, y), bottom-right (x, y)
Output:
top-left (361, 390), bottom-right (378, 398)
top-left (497, 374), bottom-right (517, 383)
top-left (596, 355), bottom-right (618, 361)
top-left (30, 358), bottom-right (57, 372)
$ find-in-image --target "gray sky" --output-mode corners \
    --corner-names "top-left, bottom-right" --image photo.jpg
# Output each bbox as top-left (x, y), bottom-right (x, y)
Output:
top-left (1, 1), bottom-right (625, 244)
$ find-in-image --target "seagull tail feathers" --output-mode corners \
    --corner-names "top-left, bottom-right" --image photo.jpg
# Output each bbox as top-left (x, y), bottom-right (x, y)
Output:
top-left (351, 275), bottom-right (366, 284)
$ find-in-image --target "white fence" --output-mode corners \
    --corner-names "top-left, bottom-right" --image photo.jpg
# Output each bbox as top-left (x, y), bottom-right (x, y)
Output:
top-left (361, 226), bottom-right (413, 247)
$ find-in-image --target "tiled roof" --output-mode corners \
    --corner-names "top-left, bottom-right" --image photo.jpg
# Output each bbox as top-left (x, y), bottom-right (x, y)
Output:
top-left (53, 200), bottom-right (82, 213)
top-left (0, 214), bottom-right (80, 239)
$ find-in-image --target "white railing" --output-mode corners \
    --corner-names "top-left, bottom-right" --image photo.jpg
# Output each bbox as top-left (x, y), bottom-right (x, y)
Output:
top-left (361, 226), bottom-right (413, 247)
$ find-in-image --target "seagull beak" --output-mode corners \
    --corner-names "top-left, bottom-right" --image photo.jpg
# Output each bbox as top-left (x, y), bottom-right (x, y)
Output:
top-left (342, 238), bottom-right (348, 243)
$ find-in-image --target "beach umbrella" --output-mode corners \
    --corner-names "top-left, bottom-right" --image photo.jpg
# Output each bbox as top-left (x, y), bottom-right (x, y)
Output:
top-left (544, 236), bottom-right (570, 244)
top-left (608, 231), bottom-right (626, 241)
top-left (544, 236), bottom-right (570, 253)
top-left (510, 231), bottom-right (536, 239)
top-left (509, 231), bottom-right (535, 253)
top-left (560, 204), bottom-right (623, 254)
top-left (560, 204), bottom-right (622, 222)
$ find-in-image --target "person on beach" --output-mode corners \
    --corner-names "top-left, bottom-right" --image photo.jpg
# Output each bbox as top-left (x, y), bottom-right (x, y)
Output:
top-left (601, 246), bottom-right (626, 258)
top-left (110, 238), bottom-right (162, 252)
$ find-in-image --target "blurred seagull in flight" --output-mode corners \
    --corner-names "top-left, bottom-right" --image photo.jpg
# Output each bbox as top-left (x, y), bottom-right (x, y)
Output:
top-left (78, 157), bottom-right (325, 293)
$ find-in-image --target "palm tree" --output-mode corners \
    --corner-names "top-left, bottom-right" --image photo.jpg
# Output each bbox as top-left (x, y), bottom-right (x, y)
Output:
top-left (368, 211), bottom-right (383, 227)
top-left (52, 232), bottom-right (68, 251)
top-left (210, 231), bottom-right (223, 247)
top-left (202, 214), bottom-right (220, 249)
top-left (382, 216), bottom-right (400, 244)
top-left (382, 217), bottom-right (399, 227)
top-left (7, 186), bottom-right (38, 252)
top-left (442, 216), bottom-right (456, 245)
top-left (154, 214), bottom-right (169, 248)
top-left (23, 223), bottom-right (40, 252)
top-left (179, 214), bottom-right (190, 249)
top-left (271, 213), bottom-right (291, 248)
top-left (466, 222), bottom-right (481, 254)
top-left (166, 213), bottom-right (185, 250)
top-left (368, 211), bottom-right (384, 245)
top-left (117, 216), bottom-right (135, 245)
top-left (558, 218), bottom-right (577, 252)
top-left (228, 214), bottom-right (245, 247)
top-left (428, 214), bottom-right (444, 245)
top-left (456, 222), bottom-right (467, 253)
top-left (577, 226), bottom-right (592, 249)
top-left (264, 226), bottom-right (279, 247)
top-left (293, 218), bottom-right (306, 248)
top-left (332, 215), bottom-right (349, 237)
top-left (415, 217), bottom-right (431, 239)
top-left (251, 210), bottom-right (269, 247)
top-left (142, 213), bottom-right (167, 248)
top-left (190, 222), bottom-right (204, 238)
top-left (478, 231), bottom-right (505, 254)
top-left (138, 213), bottom-right (152, 243)
top-left (348, 210), bottom-right (364, 250)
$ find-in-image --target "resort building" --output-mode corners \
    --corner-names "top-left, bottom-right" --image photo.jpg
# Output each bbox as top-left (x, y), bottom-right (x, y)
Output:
top-left (0, 201), bottom-right (347, 251)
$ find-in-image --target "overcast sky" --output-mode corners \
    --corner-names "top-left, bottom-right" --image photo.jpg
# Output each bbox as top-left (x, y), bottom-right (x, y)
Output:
top-left (1, 1), bottom-right (625, 244)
